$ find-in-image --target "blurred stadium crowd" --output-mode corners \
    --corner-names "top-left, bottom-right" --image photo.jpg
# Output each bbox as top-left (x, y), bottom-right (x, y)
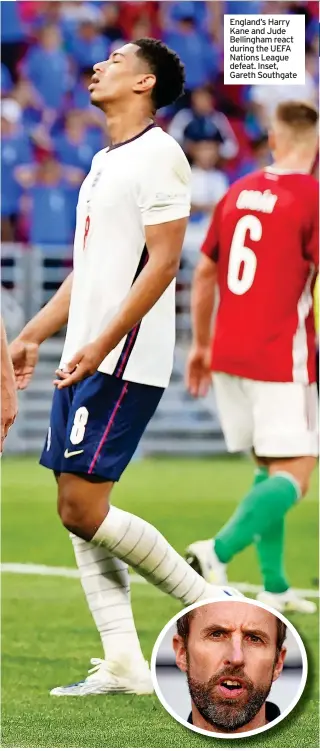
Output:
top-left (1, 0), bottom-right (318, 247)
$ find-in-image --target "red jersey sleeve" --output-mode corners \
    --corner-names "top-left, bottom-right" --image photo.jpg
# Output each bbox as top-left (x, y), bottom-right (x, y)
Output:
top-left (201, 195), bottom-right (226, 262)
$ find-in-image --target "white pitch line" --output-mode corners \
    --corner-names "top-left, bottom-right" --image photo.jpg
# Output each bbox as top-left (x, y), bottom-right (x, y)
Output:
top-left (1, 562), bottom-right (319, 598)
top-left (1, 562), bottom-right (143, 584)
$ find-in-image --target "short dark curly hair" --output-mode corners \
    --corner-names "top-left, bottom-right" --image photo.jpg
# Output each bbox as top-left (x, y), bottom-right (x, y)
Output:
top-left (177, 607), bottom-right (287, 661)
top-left (133, 37), bottom-right (185, 112)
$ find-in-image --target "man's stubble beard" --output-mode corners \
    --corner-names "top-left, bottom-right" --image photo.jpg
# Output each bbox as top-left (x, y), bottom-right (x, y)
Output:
top-left (187, 664), bottom-right (275, 732)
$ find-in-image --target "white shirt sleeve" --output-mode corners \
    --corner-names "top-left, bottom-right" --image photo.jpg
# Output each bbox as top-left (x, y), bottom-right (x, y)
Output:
top-left (137, 138), bottom-right (191, 226)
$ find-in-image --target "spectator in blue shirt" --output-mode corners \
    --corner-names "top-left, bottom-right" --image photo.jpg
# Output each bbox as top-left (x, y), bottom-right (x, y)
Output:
top-left (68, 20), bottom-right (109, 70)
top-left (1, 0), bottom-right (27, 81)
top-left (52, 110), bottom-right (105, 172)
top-left (168, 2), bottom-right (209, 31)
top-left (1, 99), bottom-right (33, 241)
top-left (225, 1), bottom-right (263, 13)
top-left (21, 24), bottom-right (71, 111)
top-left (15, 157), bottom-right (82, 247)
top-left (12, 78), bottom-right (48, 138)
top-left (1, 1), bottom-right (26, 43)
top-left (164, 9), bottom-right (220, 90)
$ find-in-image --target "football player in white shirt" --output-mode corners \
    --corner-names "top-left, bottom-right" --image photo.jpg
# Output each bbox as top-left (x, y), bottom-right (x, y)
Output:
top-left (11, 39), bottom-right (240, 697)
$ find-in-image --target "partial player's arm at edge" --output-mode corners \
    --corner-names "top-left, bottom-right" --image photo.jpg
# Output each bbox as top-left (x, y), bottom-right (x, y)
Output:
top-left (191, 195), bottom-right (226, 349)
top-left (191, 254), bottom-right (218, 350)
top-left (186, 199), bottom-right (222, 398)
top-left (1, 317), bottom-right (18, 448)
top-left (10, 272), bottom-right (73, 389)
top-left (186, 257), bottom-right (217, 399)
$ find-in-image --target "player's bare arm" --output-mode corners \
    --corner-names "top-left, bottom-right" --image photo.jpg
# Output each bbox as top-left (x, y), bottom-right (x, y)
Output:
top-left (55, 217), bottom-right (187, 389)
top-left (10, 272), bottom-right (73, 390)
top-left (1, 318), bottom-right (18, 450)
top-left (186, 254), bottom-right (217, 398)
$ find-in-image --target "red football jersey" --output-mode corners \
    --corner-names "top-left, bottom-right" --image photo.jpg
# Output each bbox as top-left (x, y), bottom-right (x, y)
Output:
top-left (202, 168), bottom-right (319, 383)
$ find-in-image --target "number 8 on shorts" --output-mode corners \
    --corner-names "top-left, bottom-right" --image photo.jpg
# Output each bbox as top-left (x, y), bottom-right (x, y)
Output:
top-left (70, 407), bottom-right (89, 445)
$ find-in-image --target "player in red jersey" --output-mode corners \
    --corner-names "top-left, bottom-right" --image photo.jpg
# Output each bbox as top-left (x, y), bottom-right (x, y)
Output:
top-left (185, 101), bottom-right (319, 614)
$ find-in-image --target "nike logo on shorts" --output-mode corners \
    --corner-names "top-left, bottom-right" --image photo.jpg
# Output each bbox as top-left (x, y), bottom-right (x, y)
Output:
top-left (64, 449), bottom-right (84, 458)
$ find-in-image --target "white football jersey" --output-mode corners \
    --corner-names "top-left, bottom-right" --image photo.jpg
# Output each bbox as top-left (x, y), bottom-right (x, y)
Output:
top-left (61, 124), bottom-right (191, 387)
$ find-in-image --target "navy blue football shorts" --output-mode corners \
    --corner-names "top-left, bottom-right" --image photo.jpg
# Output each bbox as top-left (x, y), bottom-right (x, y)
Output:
top-left (39, 372), bottom-right (164, 481)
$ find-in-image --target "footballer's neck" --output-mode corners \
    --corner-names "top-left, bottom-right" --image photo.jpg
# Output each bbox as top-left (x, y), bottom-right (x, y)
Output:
top-left (273, 143), bottom-right (318, 173)
top-left (104, 102), bottom-right (154, 146)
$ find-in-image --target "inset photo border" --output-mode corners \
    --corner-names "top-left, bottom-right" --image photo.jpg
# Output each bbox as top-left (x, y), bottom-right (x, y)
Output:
top-left (151, 597), bottom-right (308, 740)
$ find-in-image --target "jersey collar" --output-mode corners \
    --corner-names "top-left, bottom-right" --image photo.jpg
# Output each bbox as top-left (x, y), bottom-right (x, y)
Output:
top-left (107, 122), bottom-right (158, 152)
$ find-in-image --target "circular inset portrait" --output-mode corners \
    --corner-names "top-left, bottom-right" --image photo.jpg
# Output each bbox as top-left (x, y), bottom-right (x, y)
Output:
top-left (151, 597), bottom-right (307, 740)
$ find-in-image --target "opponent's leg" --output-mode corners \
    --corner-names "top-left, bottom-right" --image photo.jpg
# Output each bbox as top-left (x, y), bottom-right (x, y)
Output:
top-left (229, 465), bottom-right (277, 592)
top-left (252, 465), bottom-right (269, 486)
top-left (187, 456), bottom-right (316, 611)
top-left (255, 456), bottom-right (317, 614)
top-left (256, 518), bottom-right (289, 593)
top-left (252, 464), bottom-right (290, 595)
top-left (185, 464), bottom-right (269, 586)
top-left (214, 465), bottom-right (302, 564)
top-left (187, 378), bottom-right (318, 610)
top-left (214, 378), bottom-right (318, 566)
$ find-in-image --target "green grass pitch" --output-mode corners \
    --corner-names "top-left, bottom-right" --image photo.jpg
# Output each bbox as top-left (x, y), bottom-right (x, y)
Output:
top-left (2, 455), bottom-right (319, 748)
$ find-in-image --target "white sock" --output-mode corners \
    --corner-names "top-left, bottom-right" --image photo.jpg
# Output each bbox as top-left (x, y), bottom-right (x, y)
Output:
top-left (71, 534), bottom-right (146, 667)
top-left (92, 506), bottom-right (211, 605)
